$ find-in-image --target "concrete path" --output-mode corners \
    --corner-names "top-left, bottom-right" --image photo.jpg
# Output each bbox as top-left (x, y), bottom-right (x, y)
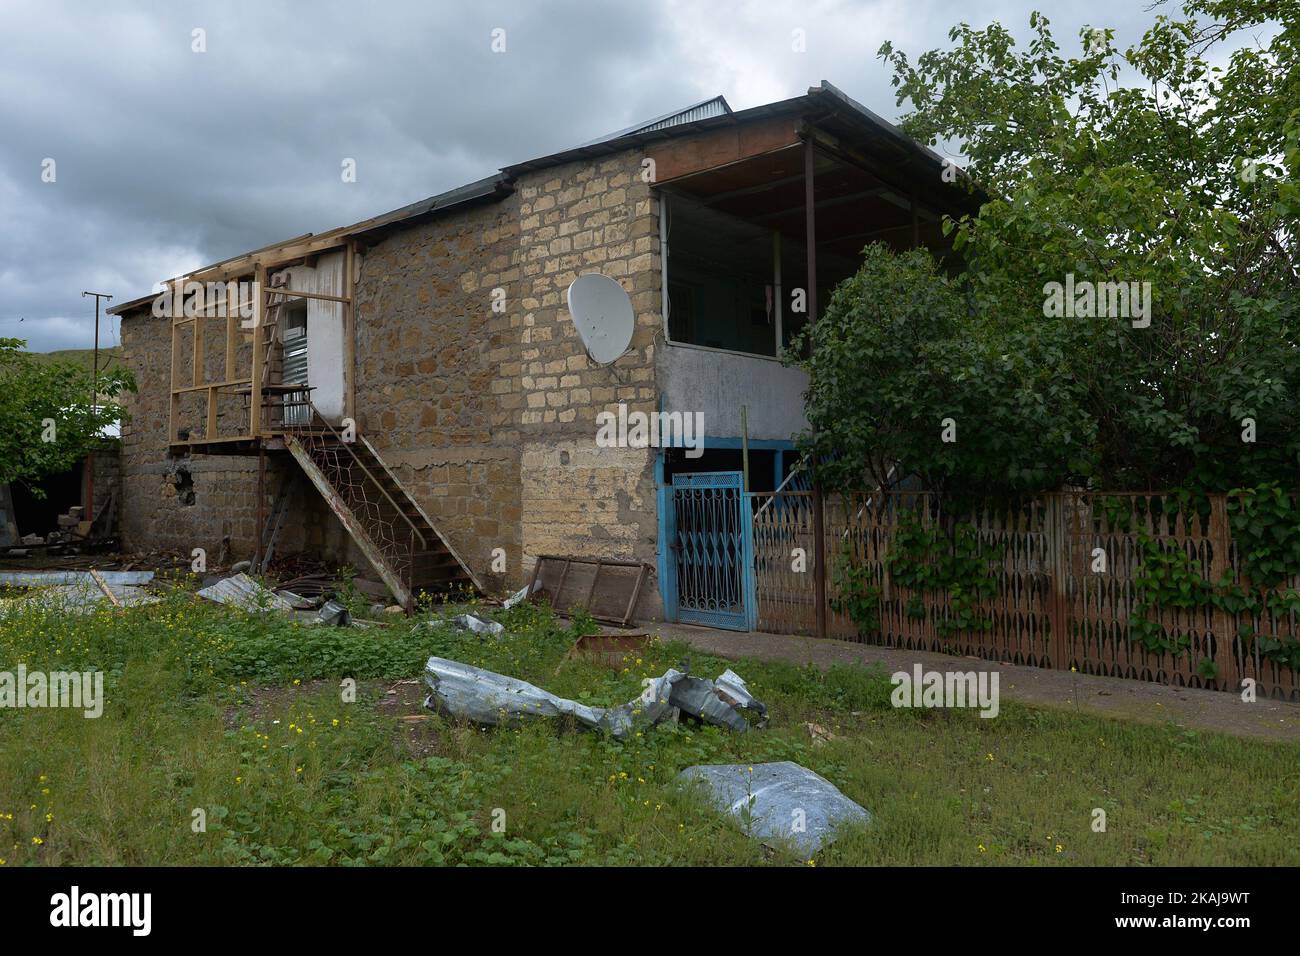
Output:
top-left (641, 622), bottom-right (1300, 743)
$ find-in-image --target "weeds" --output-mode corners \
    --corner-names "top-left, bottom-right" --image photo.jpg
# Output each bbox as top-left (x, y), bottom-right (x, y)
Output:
top-left (0, 591), bottom-right (1296, 866)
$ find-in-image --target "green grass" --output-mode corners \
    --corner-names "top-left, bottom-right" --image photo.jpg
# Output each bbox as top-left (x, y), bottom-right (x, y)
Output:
top-left (0, 585), bottom-right (1297, 866)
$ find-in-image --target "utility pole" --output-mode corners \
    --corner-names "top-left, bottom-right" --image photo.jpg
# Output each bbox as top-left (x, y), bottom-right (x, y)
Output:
top-left (81, 291), bottom-right (112, 415)
top-left (80, 291), bottom-right (112, 525)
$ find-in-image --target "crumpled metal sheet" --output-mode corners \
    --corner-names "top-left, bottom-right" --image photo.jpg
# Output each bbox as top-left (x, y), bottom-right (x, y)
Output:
top-left (276, 589), bottom-right (322, 611)
top-left (0, 570), bottom-right (155, 587)
top-left (670, 668), bottom-right (767, 732)
top-left (449, 613), bottom-right (504, 637)
top-left (423, 655), bottom-right (682, 739)
top-left (0, 581), bottom-right (160, 615)
top-left (315, 600), bottom-right (352, 626)
top-left (500, 584), bottom-right (533, 610)
top-left (423, 656), bottom-right (756, 741)
top-left (678, 761), bottom-right (871, 856)
top-left (197, 573), bottom-right (296, 612)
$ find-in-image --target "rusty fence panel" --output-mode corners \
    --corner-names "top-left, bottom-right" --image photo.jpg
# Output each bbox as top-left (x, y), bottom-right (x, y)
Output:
top-left (747, 490), bottom-right (1300, 701)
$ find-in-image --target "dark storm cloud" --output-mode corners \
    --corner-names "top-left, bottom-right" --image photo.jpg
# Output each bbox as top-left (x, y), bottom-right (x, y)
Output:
top-left (0, 0), bottom-right (1202, 350)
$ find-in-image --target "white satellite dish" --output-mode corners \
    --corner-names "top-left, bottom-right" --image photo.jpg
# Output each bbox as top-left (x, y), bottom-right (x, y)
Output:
top-left (567, 273), bottom-right (634, 365)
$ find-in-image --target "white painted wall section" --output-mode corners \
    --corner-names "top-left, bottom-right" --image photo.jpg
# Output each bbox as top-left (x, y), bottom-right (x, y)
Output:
top-left (283, 251), bottom-right (346, 422)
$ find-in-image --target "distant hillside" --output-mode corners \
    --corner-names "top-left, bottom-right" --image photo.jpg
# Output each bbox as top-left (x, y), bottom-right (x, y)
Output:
top-left (23, 346), bottom-right (123, 372)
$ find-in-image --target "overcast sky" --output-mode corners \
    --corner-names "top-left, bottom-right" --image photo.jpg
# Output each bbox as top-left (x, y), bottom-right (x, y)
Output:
top-left (0, 0), bottom-right (1230, 351)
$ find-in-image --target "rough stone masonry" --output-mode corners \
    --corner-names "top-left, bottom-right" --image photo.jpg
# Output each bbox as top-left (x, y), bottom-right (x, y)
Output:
top-left (118, 144), bottom-right (665, 617)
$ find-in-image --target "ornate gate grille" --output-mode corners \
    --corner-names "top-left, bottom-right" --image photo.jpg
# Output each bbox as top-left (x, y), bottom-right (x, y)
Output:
top-left (667, 471), bottom-right (752, 630)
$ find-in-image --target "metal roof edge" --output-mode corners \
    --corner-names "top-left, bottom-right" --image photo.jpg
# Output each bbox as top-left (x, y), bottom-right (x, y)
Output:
top-left (573, 94), bottom-right (733, 148)
top-left (810, 80), bottom-right (949, 168)
top-left (112, 82), bottom-right (971, 317)
top-left (501, 93), bottom-right (809, 177)
top-left (112, 172), bottom-right (515, 315)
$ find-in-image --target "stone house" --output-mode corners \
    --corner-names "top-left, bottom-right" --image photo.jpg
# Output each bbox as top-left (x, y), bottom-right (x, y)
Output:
top-left (108, 81), bottom-right (975, 627)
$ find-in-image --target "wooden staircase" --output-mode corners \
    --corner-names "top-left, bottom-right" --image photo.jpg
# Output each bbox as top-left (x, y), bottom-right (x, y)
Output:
top-left (282, 408), bottom-right (480, 609)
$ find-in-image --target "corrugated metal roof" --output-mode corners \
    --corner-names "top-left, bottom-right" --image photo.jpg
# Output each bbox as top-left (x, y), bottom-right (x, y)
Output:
top-left (197, 573), bottom-right (296, 612)
top-left (114, 83), bottom-right (979, 315)
top-left (577, 95), bottom-right (732, 147)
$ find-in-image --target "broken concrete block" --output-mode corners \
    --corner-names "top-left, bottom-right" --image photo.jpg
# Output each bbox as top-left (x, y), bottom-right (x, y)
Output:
top-left (804, 722), bottom-right (838, 747)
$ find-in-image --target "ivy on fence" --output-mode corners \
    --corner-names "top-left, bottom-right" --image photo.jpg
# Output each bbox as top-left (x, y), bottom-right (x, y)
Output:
top-left (827, 485), bottom-right (1300, 679)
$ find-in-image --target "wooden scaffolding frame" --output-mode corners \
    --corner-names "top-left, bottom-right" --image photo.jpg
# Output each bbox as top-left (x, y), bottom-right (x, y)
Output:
top-left (166, 238), bottom-right (357, 451)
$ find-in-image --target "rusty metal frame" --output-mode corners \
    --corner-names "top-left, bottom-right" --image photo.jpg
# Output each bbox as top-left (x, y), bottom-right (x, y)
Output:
top-left (528, 554), bottom-right (651, 627)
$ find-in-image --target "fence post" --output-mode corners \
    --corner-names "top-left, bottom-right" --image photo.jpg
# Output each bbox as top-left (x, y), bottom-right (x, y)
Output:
top-left (1045, 495), bottom-right (1071, 670)
top-left (1208, 495), bottom-right (1238, 691)
top-left (813, 482), bottom-right (827, 638)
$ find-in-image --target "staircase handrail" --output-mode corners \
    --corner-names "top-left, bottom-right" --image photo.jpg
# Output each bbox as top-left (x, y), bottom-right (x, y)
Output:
top-left (283, 400), bottom-right (428, 553)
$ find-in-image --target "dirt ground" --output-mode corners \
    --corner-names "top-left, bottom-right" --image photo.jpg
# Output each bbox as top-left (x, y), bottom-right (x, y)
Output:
top-left (644, 622), bottom-right (1300, 743)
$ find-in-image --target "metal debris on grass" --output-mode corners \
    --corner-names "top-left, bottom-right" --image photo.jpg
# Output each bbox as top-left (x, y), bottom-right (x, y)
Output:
top-left (314, 599), bottom-right (352, 627)
top-left (432, 613), bottom-right (506, 637)
top-left (563, 631), bottom-right (651, 669)
top-left (500, 583), bottom-right (535, 610)
top-left (671, 668), bottom-right (767, 732)
top-left (677, 761), bottom-right (871, 856)
top-left (0, 570), bottom-right (154, 587)
top-left (196, 573), bottom-right (296, 612)
top-left (422, 656), bottom-right (766, 740)
top-left (0, 580), bottom-right (160, 615)
top-left (275, 589), bottom-right (323, 611)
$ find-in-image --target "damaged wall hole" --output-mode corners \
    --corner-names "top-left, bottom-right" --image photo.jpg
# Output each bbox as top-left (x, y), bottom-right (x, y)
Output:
top-left (165, 462), bottom-right (196, 506)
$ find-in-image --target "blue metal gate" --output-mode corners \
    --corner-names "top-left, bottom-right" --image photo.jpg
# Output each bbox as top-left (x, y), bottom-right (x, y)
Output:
top-left (664, 471), bottom-right (754, 630)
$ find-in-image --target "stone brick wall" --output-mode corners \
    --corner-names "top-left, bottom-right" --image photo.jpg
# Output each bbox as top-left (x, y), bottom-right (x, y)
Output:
top-left (350, 148), bottom-right (664, 613)
top-left (350, 194), bottom-right (523, 592)
top-left (118, 145), bottom-right (667, 617)
top-left (118, 308), bottom-right (290, 562)
top-left (508, 154), bottom-right (663, 615)
top-left (88, 445), bottom-right (120, 524)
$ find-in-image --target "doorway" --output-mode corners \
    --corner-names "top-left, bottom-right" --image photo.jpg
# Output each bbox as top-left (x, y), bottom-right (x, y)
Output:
top-left (664, 471), bottom-right (754, 630)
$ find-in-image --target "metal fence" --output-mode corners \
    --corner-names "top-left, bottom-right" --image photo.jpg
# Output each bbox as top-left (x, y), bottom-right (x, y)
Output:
top-left (748, 490), bottom-right (1300, 701)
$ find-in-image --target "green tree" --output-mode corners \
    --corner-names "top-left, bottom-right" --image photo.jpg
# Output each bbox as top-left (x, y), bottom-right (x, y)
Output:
top-left (0, 338), bottom-right (133, 489)
top-left (796, 0), bottom-right (1299, 498)
top-left (793, 244), bottom-right (1095, 509)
